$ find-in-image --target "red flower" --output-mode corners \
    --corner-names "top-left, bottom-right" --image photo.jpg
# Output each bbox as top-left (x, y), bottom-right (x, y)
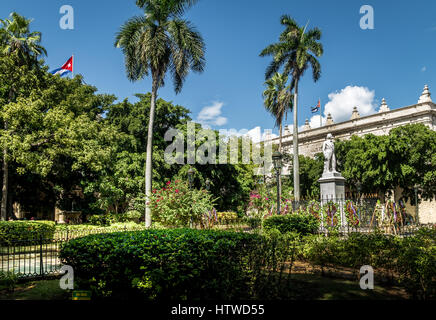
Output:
top-left (166, 181), bottom-right (171, 186)
top-left (175, 189), bottom-right (179, 193)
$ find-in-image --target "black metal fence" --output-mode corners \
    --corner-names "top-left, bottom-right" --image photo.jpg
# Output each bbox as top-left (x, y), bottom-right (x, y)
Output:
top-left (0, 222), bottom-right (247, 279)
top-left (0, 226), bottom-right (146, 279)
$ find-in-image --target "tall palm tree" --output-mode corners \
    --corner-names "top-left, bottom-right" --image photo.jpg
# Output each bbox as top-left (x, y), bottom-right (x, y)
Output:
top-left (263, 72), bottom-right (293, 201)
top-left (0, 12), bottom-right (46, 66)
top-left (263, 72), bottom-right (292, 154)
top-left (115, 0), bottom-right (205, 227)
top-left (260, 15), bottom-right (323, 202)
top-left (0, 12), bottom-right (46, 221)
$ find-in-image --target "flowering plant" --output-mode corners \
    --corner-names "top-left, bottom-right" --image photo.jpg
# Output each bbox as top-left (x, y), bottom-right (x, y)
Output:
top-left (323, 201), bottom-right (339, 228)
top-left (345, 201), bottom-right (360, 227)
top-left (247, 187), bottom-right (293, 219)
top-left (149, 180), bottom-right (214, 227)
top-left (308, 201), bottom-right (321, 221)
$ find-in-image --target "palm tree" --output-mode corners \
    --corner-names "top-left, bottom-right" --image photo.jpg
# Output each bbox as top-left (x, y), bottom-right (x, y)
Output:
top-left (262, 72), bottom-right (293, 154)
top-left (263, 72), bottom-right (293, 201)
top-left (0, 12), bottom-right (46, 65)
top-left (115, 0), bottom-right (205, 227)
top-left (260, 15), bottom-right (323, 202)
top-left (0, 12), bottom-right (46, 220)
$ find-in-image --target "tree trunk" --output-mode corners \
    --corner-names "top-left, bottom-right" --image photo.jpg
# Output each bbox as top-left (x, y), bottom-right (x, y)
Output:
top-left (1, 120), bottom-right (8, 221)
top-left (293, 80), bottom-right (300, 203)
top-left (278, 122), bottom-right (282, 202)
top-left (144, 75), bottom-right (159, 228)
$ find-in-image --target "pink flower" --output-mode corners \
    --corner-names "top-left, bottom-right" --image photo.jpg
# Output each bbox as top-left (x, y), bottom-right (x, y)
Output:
top-left (166, 181), bottom-right (171, 186)
top-left (175, 189), bottom-right (179, 193)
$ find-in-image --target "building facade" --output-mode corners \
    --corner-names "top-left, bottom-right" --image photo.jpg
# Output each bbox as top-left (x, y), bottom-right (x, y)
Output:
top-left (264, 85), bottom-right (436, 223)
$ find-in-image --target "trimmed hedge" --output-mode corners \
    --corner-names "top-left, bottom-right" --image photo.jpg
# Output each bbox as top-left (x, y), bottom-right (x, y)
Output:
top-left (0, 221), bottom-right (56, 245)
top-left (299, 228), bottom-right (436, 300)
top-left (88, 214), bottom-right (112, 226)
top-left (263, 214), bottom-right (320, 235)
top-left (60, 229), bottom-right (264, 300)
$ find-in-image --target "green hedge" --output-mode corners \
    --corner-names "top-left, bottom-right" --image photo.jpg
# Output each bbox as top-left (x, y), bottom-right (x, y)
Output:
top-left (0, 221), bottom-right (56, 245)
top-left (263, 214), bottom-right (320, 235)
top-left (60, 229), bottom-right (266, 300)
top-left (299, 228), bottom-right (436, 300)
top-left (87, 214), bottom-right (112, 226)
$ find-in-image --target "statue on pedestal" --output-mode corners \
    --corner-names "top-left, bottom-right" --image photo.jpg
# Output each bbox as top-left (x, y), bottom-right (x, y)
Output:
top-left (322, 133), bottom-right (337, 174)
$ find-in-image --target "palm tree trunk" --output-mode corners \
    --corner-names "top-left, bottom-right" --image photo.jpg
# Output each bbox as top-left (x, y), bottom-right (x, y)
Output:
top-left (278, 122), bottom-right (283, 203)
top-left (1, 120), bottom-right (8, 221)
top-left (293, 80), bottom-right (300, 203)
top-left (144, 75), bottom-right (159, 228)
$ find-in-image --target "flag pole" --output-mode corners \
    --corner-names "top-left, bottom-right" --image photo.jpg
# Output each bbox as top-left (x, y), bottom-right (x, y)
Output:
top-left (71, 54), bottom-right (74, 79)
top-left (319, 98), bottom-right (322, 128)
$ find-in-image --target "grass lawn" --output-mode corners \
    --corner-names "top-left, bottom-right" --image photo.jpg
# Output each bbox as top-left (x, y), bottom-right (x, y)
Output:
top-left (0, 279), bottom-right (70, 300)
top-left (284, 274), bottom-right (408, 300)
top-left (0, 274), bottom-right (408, 301)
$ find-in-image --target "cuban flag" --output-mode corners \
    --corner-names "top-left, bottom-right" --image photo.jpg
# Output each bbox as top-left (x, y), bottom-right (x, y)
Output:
top-left (50, 56), bottom-right (73, 77)
top-left (311, 99), bottom-right (321, 113)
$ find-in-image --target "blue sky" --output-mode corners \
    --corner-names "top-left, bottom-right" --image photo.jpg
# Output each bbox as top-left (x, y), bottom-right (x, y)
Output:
top-left (1, 0), bottom-right (435, 137)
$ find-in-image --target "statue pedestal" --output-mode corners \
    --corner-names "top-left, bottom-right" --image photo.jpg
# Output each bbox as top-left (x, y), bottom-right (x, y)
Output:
top-left (318, 171), bottom-right (346, 203)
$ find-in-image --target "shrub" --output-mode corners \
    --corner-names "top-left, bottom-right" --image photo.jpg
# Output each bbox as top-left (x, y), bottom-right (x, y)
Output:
top-left (299, 228), bottom-right (436, 299)
top-left (246, 217), bottom-right (262, 229)
top-left (149, 180), bottom-right (214, 227)
top-left (88, 214), bottom-right (112, 226)
top-left (124, 210), bottom-right (142, 223)
top-left (396, 228), bottom-right (436, 300)
top-left (111, 210), bottom-right (143, 224)
top-left (263, 214), bottom-right (320, 235)
top-left (216, 212), bottom-right (238, 222)
top-left (0, 270), bottom-right (18, 292)
top-left (60, 229), bottom-right (265, 300)
top-left (0, 221), bottom-right (56, 245)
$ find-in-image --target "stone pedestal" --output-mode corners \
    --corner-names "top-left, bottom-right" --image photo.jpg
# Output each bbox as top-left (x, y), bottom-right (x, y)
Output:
top-left (319, 172), bottom-right (347, 229)
top-left (318, 171), bottom-right (346, 203)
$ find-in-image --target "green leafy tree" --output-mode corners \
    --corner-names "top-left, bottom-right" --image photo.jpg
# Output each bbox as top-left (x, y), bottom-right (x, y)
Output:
top-left (336, 134), bottom-right (393, 201)
top-left (260, 16), bottom-right (323, 202)
top-left (115, 0), bottom-right (206, 227)
top-left (387, 124), bottom-right (436, 202)
top-left (92, 94), bottom-right (191, 213)
top-left (0, 56), bottom-right (122, 219)
top-left (336, 124), bottom-right (436, 203)
top-left (0, 12), bottom-right (47, 220)
top-left (283, 154), bottom-right (323, 199)
top-left (168, 123), bottom-right (256, 213)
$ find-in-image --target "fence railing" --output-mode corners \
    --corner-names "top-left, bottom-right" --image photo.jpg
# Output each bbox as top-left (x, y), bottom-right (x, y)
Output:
top-left (0, 226), bottom-right (146, 279)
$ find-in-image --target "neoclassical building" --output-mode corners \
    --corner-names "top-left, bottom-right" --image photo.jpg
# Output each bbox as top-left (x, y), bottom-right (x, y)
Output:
top-left (264, 85), bottom-right (436, 223)
top-left (267, 85), bottom-right (435, 158)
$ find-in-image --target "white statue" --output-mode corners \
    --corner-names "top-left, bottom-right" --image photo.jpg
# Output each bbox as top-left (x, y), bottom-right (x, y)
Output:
top-left (323, 133), bottom-right (337, 174)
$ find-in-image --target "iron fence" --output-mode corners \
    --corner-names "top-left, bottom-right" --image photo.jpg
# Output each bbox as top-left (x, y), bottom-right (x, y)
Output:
top-left (0, 226), bottom-right (146, 279)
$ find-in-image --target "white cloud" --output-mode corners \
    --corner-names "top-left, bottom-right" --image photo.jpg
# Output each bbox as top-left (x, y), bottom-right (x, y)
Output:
top-left (421, 66), bottom-right (427, 72)
top-left (324, 86), bottom-right (377, 123)
top-left (197, 101), bottom-right (228, 127)
top-left (301, 86), bottom-right (377, 130)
